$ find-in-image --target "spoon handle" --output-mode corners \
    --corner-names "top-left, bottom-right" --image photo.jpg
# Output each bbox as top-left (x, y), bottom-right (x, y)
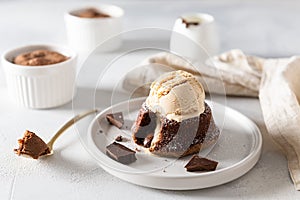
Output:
top-left (47, 109), bottom-right (98, 149)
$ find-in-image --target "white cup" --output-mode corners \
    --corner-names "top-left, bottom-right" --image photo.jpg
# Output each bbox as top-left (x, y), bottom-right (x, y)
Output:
top-left (1, 44), bottom-right (77, 109)
top-left (170, 13), bottom-right (220, 62)
top-left (64, 5), bottom-right (124, 54)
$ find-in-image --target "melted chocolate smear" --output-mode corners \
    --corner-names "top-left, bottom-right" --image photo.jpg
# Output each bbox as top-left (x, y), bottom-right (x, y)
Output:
top-left (181, 18), bottom-right (199, 28)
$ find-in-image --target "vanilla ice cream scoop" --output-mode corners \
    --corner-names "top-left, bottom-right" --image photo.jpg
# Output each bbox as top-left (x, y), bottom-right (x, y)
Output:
top-left (145, 70), bottom-right (205, 121)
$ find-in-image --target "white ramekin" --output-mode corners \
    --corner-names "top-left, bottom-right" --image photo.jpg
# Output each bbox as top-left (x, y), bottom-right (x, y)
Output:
top-left (64, 5), bottom-right (124, 53)
top-left (1, 44), bottom-right (77, 109)
top-left (170, 13), bottom-right (220, 62)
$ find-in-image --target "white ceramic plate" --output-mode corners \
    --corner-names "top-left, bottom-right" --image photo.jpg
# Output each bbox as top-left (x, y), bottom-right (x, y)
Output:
top-left (86, 97), bottom-right (262, 190)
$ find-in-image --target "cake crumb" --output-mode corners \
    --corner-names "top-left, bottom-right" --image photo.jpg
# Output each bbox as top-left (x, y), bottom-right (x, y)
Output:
top-left (115, 135), bottom-right (123, 142)
top-left (135, 147), bottom-right (141, 152)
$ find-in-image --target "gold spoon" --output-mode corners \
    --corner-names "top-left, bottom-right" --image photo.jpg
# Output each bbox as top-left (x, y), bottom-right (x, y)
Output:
top-left (45, 109), bottom-right (98, 156)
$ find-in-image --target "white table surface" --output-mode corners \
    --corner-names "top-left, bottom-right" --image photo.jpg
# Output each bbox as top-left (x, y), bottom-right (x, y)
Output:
top-left (1, 0), bottom-right (300, 199)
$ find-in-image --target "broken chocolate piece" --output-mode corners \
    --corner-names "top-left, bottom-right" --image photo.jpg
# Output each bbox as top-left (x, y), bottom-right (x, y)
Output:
top-left (106, 112), bottom-right (124, 129)
top-left (115, 135), bottom-right (123, 142)
top-left (143, 134), bottom-right (154, 148)
top-left (184, 155), bottom-right (218, 172)
top-left (106, 142), bottom-right (137, 164)
top-left (14, 130), bottom-right (50, 159)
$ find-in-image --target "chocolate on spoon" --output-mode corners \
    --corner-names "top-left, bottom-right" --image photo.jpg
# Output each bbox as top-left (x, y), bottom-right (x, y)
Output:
top-left (14, 109), bottom-right (98, 159)
top-left (14, 130), bottom-right (50, 159)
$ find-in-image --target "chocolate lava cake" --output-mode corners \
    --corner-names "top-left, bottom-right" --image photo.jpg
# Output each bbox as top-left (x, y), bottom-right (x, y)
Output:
top-left (132, 102), bottom-right (219, 157)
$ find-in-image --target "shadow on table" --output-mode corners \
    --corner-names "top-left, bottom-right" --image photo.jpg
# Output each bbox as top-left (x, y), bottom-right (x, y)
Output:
top-left (40, 136), bottom-right (104, 183)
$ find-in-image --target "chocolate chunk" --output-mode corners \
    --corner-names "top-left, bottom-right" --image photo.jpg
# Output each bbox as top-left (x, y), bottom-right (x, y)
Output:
top-left (106, 142), bottom-right (137, 164)
top-left (181, 18), bottom-right (199, 28)
top-left (115, 135), bottom-right (123, 142)
top-left (184, 155), bottom-right (218, 172)
top-left (14, 130), bottom-right (50, 159)
top-left (143, 134), bottom-right (154, 148)
top-left (106, 112), bottom-right (124, 129)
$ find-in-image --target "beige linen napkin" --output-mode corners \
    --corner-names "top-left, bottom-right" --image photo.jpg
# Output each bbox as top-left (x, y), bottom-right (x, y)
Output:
top-left (123, 49), bottom-right (264, 97)
top-left (260, 57), bottom-right (300, 190)
top-left (122, 50), bottom-right (300, 190)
